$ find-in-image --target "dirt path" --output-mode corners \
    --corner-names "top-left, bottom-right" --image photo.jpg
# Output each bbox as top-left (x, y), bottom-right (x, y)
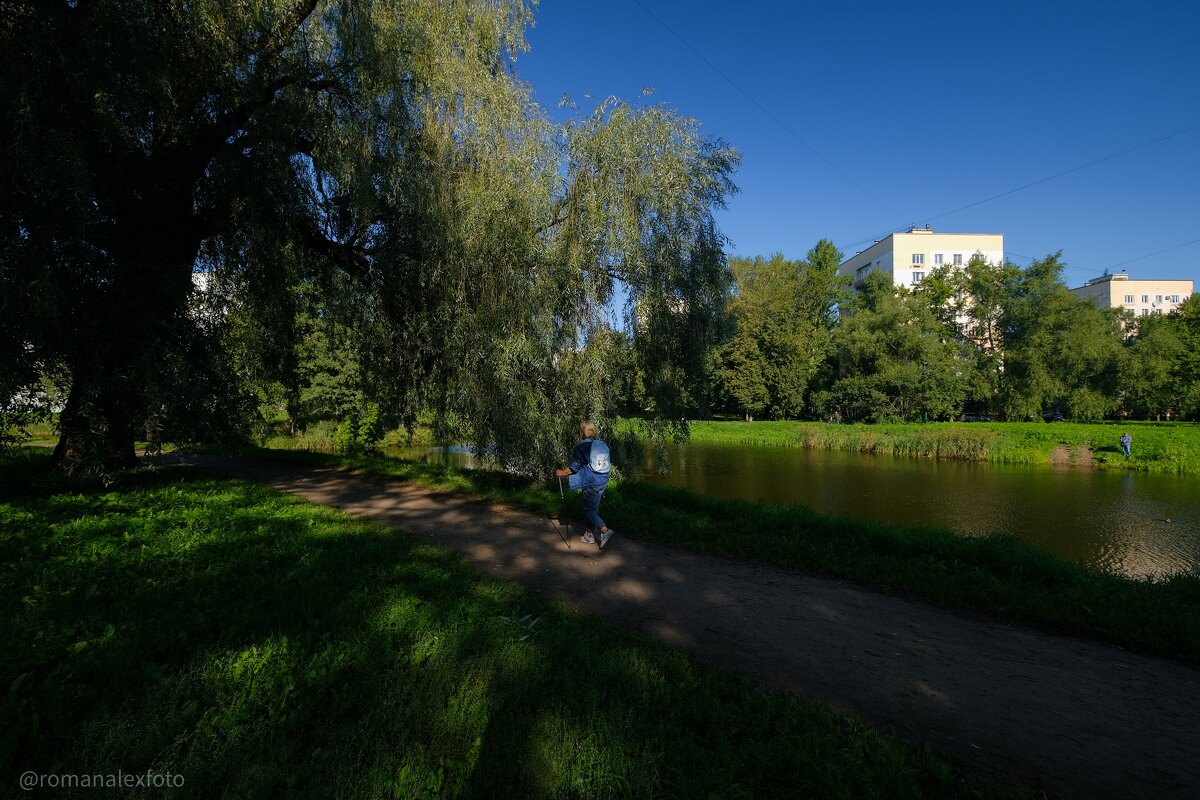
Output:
top-left (191, 455), bottom-right (1198, 799)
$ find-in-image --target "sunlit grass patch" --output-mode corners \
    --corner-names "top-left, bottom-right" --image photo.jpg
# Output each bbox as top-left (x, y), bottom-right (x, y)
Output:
top-left (683, 419), bottom-right (1200, 473)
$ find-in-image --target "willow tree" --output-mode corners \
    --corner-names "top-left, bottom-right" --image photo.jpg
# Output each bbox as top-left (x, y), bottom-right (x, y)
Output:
top-left (1, 1), bottom-right (738, 475)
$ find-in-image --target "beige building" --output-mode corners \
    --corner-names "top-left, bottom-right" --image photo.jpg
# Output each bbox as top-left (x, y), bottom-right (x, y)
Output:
top-left (839, 226), bottom-right (1005, 290)
top-left (1069, 273), bottom-right (1192, 317)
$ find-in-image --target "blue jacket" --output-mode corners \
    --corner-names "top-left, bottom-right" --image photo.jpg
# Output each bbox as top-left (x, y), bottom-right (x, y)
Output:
top-left (567, 438), bottom-right (611, 490)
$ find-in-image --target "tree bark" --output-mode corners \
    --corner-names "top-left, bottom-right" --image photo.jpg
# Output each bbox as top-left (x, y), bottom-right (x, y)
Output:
top-left (49, 372), bottom-right (141, 475)
top-left (48, 205), bottom-right (198, 476)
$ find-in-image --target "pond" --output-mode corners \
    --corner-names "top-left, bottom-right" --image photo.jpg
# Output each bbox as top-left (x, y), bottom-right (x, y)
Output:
top-left (385, 441), bottom-right (1200, 579)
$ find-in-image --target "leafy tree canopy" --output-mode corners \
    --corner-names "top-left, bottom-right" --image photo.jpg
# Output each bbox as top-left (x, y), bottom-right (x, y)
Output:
top-left (711, 241), bottom-right (846, 420)
top-left (818, 270), bottom-right (973, 423)
top-left (1, 0), bottom-right (739, 475)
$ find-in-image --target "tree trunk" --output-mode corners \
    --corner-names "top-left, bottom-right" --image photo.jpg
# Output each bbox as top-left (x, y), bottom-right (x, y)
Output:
top-left (46, 188), bottom-right (201, 476)
top-left (47, 340), bottom-right (147, 478)
top-left (49, 371), bottom-right (142, 476)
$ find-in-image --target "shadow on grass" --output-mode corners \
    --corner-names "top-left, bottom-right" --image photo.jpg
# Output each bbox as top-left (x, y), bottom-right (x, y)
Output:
top-left (182, 445), bottom-right (1200, 667)
top-left (0, 461), bottom-right (1012, 799)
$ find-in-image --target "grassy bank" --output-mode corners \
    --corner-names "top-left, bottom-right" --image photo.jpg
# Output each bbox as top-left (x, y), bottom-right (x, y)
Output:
top-left (207, 446), bottom-right (1200, 667)
top-left (14, 419), bottom-right (57, 448)
top-left (0, 455), bottom-right (1022, 798)
top-left (681, 420), bottom-right (1200, 473)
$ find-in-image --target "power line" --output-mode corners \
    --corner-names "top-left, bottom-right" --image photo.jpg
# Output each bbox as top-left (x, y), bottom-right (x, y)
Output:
top-left (920, 120), bottom-right (1200, 227)
top-left (1104, 236), bottom-right (1200, 271)
top-left (839, 120), bottom-right (1200, 255)
top-left (992, 238), bottom-right (1200, 280)
top-left (627, 0), bottom-right (907, 225)
top-left (623, 4), bottom-right (1200, 268)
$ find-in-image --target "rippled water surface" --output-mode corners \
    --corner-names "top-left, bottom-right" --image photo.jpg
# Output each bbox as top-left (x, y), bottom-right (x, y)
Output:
top-left (388, 442), bottom-right (1200, 579)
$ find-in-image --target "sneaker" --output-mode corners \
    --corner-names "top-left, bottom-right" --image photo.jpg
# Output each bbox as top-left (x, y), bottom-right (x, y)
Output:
top-left (599, 529), bottom-right (614, 550)
top-left (580, 532), bottom-right (595, 544)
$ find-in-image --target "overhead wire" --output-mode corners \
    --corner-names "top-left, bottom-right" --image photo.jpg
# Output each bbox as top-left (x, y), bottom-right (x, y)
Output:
top-left (1004, 237), bottom-right (1200, 287)
top-left (629, 2), bottom-right (1198, 276)
top-left (842, 120), bottom-right (1200, 252)
top-left (920, 120), bottom-right (1200, 227)
top-left (1103, 236), bottom-right (1200, 272)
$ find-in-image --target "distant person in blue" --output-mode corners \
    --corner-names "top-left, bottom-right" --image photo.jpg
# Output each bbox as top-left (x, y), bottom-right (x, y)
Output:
top-left (1120, 432), bottom-right (1132, 458)
top-left (554, 421), bottom-right (614, 549)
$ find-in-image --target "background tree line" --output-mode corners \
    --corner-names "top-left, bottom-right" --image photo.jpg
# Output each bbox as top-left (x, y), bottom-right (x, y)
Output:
top-left (270, 243), bottom-right (1200, 432)
top-left (691, 246), bottom-right (1200, 423)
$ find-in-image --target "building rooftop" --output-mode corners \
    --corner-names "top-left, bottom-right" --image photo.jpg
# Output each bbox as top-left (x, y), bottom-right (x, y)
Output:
top-left (842, 227), bottom-right (1004, 263)
top-left (1072, 272), bottom-right (1193, 291)
top-left (1083, 273), bottom-right (1129, 285)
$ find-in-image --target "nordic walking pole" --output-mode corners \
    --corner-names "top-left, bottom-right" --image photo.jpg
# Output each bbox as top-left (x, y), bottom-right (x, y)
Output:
top-left (547, 513), bottom-right (571, 549)
top-left (545, 471), bottom-right (571, 549)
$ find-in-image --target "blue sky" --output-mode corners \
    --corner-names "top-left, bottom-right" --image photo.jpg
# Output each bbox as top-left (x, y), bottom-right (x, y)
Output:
top-left (516, 1), bottom-right (1200, 287)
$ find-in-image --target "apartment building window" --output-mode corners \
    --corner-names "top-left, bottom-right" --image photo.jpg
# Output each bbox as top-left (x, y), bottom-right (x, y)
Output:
top-left (1168, 295), bottom-right (1180, 303)
top-left (1142, 295), bottom-right (1149, 303)
top-left (1156, 295), bottom-right (1163, 303)
top-left (1124, 295), bottom-right (1134, 304)
top-left (912, 253), bottom-right (925, 265)
top-left (934, 253), bottom-right (944, 265)
top-left (953, 253), bottom-right (963, 265)
top-left (856, 265), bottom-right (870, 280)
top-left (912, 271), bottom-right (925, 283)
top-left (1140, 309), bottom-right (1148, 316)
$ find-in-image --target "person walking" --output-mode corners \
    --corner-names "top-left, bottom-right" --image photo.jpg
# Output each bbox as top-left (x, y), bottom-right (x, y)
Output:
top-left (1120, 432), bottom-right (1132, 458)
top-left (554, 421), bottom-right (615, 549)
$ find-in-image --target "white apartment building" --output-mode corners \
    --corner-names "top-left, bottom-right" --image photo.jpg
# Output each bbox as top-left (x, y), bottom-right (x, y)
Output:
top-left (1069, 273), bottom-right (1193, 317)
top-left (839, 226), bottom-right (1005, 290)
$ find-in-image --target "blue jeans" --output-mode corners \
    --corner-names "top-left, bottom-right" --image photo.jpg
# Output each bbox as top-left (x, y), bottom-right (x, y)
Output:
top-left (581, 485), bottom-right (606, 532)
top-left (1122, 443), bottom-right (1131, 457)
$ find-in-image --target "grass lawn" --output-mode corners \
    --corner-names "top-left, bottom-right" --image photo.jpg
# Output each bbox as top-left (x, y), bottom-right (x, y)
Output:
top-left (0, 452), bottom-right (1024, 799)
top-left (14, 419), bottom-right (58, 448)
top-left (678, 419), bottom-right (1200, 473)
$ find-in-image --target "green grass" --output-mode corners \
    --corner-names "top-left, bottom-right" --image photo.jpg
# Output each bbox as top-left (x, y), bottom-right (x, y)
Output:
top-left (13, 419), bottom-right (57, 448)
top-left (207, 445), bottom-right (1200, 668)
top-left (258, 420), bottom-right (438, 454)
top-left (678, 420), bottom-right (1200, 474)
top-left (0, 454), bottom-right (1024, 799)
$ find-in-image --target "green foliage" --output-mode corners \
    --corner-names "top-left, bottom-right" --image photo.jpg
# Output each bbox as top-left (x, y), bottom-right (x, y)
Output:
top-left (793, 251), bottom-right (1187, 425)
top-left (711, 242), bottom-right (847, 420)
top-left (820, 271), bottom-right (972, 422)
top-left (2, 2), bottom-right (738, 476)
top-left (1122, 316), bottom-right (1182, 419)
top-left (1123, 296), bottom-right (1200, 420)
top-left (332, 403), bottom-right (382, 456)
top-left (996, 255), bottom-right (1124, 420)
top-left (592, 327), bottom-right (648, 416)
top-left (0, 397), bottom-right (47, 451)
top-left (0, 460), bottom-right (1019, 799)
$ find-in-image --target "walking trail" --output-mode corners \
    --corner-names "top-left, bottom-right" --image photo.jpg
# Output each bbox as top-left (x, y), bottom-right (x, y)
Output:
top-left (192, 454), bottom-right (1198, 799)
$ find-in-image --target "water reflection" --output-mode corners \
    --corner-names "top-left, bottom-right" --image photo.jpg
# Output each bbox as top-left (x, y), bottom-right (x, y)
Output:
top-left (386, 442), bottom-right (1200, 579)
